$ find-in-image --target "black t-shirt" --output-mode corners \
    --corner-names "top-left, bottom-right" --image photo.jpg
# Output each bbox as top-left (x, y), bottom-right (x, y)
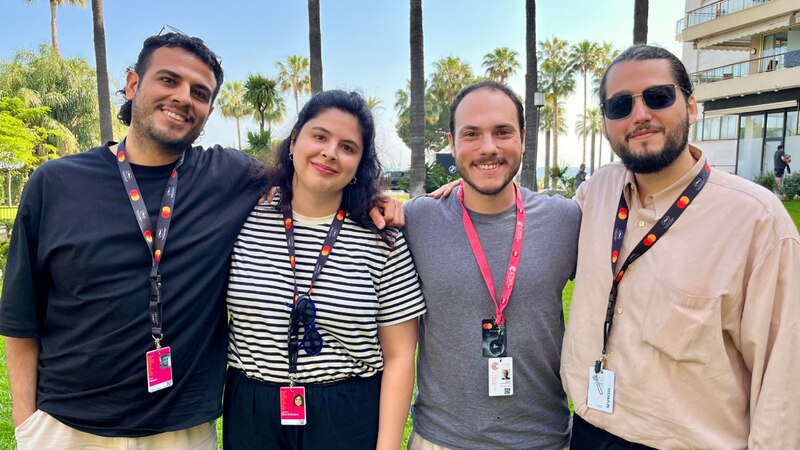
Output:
top-left (0, 143), bottom-right (262, 436)
top-left (775, 149), bottom-right (787, 174)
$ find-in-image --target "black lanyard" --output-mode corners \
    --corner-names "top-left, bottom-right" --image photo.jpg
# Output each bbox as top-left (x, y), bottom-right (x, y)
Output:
top-left (283, 204), bottom-right (346, 374)
top-left (595, 162), bottom-right (710, 373)
top-left (116, 139), bottom-right (184, 348)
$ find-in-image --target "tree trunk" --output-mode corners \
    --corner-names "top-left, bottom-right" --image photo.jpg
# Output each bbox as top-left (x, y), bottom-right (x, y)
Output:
top-left (50, 0), bottom-right (59, 56)
top-left (520, 0), bottom-right (538, 190)
top-left (597, 133), bottom-right (603, 168)
top-left (590, 131), bottom-right (596, 174)
top-left (552, 97), bottom-right (559, 176)
top-left (91, 0), bottom-right (114, 143)
top-left (235, 117), bottom-right (242, 150)
top-left (294, 89), bottom-right (300, 117)
top-left (308, 0), bottom-right (323, 94)
top-left (633, 0), bottom-right (649, 45)
top-left (6, 171), bottom-right (12, 207)
top-left (544, 130), bottom-right (551, 189)
top-left (408, 0), bottom-right (426, 196)
top-left (581, 72), bottom-right (587, 164)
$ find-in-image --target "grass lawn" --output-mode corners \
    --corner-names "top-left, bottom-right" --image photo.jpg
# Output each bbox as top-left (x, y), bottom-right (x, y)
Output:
top-left (0, 201), bottom-right (797, 448)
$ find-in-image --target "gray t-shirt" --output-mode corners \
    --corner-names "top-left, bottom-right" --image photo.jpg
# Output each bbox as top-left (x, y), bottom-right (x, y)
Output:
top-left (404, 186), bottom-right (580, 450)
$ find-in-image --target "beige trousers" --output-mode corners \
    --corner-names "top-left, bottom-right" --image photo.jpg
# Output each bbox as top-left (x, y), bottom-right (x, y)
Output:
top-left (14, 410), bottom-right (217, 450)
top-left (408, 430), bottom-right (452, 450)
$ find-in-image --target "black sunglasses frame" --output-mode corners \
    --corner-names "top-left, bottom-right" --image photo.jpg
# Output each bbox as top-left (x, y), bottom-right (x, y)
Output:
top-left (601, 84), bottom-right (690, 121)
top-left (292, 295), bottom-right (323, 356)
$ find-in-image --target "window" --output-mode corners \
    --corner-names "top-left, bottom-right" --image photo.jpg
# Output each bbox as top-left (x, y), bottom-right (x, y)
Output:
top-left (720, 116), bottom-right (737, 139)
top-left (703, 117), bottom-right (721, 140)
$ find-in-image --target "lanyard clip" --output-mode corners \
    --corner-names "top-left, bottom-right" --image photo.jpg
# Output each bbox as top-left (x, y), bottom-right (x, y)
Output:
top-left (150, 275), bottom-right (162, 304)
top-left (594, 358), bottom-right (604, 374)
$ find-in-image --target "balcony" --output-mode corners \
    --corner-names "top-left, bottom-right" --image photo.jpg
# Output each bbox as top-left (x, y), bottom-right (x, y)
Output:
top-left (690, 50), bottom-right (800, 101)
top-left (676, 0), bottom-right (772, 35)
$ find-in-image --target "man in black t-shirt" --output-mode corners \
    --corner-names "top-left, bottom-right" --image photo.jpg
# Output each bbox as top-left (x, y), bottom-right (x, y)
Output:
top-left (0, 33), bottom-right (259, 449)
top-left (774, 144), bottom-right (790, 195)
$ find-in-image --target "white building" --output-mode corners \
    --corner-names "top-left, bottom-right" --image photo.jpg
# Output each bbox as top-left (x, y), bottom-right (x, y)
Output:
top-left (676, 0), bottom-right (800, 179)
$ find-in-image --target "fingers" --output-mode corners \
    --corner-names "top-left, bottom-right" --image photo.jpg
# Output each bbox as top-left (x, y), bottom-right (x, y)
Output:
top-left (369, 205), bottom-right (386, 230)
top-left (384, 197), bottom-right (405, 227)
top-left (427, 180), bottom-right (459, 199)
top-left (258, 187), bottom-right (278, 205)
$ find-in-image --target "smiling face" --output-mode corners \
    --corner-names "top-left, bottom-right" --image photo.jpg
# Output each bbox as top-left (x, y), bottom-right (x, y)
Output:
top-left (449, 88), bottom-right (524, 200)
top-left (291, 108), bottom-right (364, 202)
top-left (602, 59), bottom-right (697, 174)
top-left (125, 46), bottom-right (216, 154)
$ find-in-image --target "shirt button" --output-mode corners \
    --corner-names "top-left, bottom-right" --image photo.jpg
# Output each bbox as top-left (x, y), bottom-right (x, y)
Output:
top-left (638, 220), bottom-right (646, 227)
top-left (607, 352), bottom-right (614, 359)
top-left (617, 307), bottom-right (623, 314)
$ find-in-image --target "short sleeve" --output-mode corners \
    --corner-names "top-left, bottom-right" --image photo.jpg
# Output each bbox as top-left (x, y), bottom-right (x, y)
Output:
top-left (375, 230), bottom-right (426, 326)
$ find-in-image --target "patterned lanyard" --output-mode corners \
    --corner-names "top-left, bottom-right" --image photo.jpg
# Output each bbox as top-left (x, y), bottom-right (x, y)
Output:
top-left (595, 162), bottom-right (710, 373)
top-left (282, 204), bottom-right (346, 373)
top-left (457, 181), bottom-right (525, 327)
top-left (116, 139), bottom-right (184, 348)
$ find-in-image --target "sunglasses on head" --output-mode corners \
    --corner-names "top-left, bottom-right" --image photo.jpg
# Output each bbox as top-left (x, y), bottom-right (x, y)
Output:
top-left (292, 294), bottom-right (323, 355)
top-left (601, 84), bottom-right (690, 120)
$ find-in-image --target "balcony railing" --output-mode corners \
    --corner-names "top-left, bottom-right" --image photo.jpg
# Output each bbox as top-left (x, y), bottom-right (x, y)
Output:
top-left (690, 50), bottom-right (800, 84)
top-left (676, 0), bottom-right (771, 34)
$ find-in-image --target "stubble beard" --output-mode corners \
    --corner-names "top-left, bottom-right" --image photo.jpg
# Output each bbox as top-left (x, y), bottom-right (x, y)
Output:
top-left (130, 97), bottom-right (203, 155)
top-left (458, 157), bottom-right (520, 196)
top-left (610, 116), bottom-right (689, 174)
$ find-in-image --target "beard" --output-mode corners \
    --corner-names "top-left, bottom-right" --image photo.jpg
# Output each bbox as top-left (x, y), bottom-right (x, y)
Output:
top-left (610, 116), bottom-right (689, 174)
top-left (458, 156), bottom-right (520, 196)
top-left (131, 98), bottom-right (203, 155)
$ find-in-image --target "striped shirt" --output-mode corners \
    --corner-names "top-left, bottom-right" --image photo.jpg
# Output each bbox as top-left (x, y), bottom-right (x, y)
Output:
top-left (226, 202), bottom-right (426, 384)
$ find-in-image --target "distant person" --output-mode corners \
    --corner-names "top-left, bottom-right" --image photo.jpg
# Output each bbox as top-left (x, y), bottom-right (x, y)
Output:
top-left (404, 80), bottom-right (580, 449)
top-left (562, 45), bottom-right (800, 449)
top-left (573, 163), bottom-right (587, 189)
top-left (0, 33), bottom-right (398, 449)
top-left (775, 144), bottom-right (790, 194)
top-left (223, 91), bottom-right (424, 450)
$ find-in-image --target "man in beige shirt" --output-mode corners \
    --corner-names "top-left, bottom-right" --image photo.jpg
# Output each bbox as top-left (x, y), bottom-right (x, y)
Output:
top-left (562, 45), bottom-right (800, 449)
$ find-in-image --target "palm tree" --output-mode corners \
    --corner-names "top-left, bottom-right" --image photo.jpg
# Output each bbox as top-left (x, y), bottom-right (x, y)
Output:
top-left (276, 55), bottom-right (311, 116)
top-left (217, 81), bottom-right (250, 150)
top-left (521, 0), bottom-right (538, 190)
top-left (264, 97), bottom-right (286, 133)
top-left (575, 107), bottom-right (602, 174)
top-left (89, 0), bottom-right (112, 142)
top-left (24, 0), bottom-right (87, 57)
top-left (633, 0), bottom-right (649, 45)
top-left (538, 38), bottom-right (575, 176)
top-left (538, 103), bottom-right (566, 189)
top-left (308, 0), bottom-right (323, 93)
top-left (409, 0), bottom-right (426, 196)
top-left (366, 96), bottom-right (383, 112)
top-left (569, 40), bottom-right (600, 166)
top-left (482, 47), bottom-right (520, 84)
top-left (243, 74), bottom-right (281, 135)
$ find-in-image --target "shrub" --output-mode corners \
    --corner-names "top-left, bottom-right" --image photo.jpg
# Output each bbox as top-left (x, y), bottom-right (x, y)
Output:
top-left (752, 172), bottom-right (776, 191)
top-left (783, 173), bottom-right (800, 199)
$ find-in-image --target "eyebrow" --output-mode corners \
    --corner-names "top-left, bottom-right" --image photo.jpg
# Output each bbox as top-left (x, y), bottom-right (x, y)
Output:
top-left (459, 123), bottom-right (516, 132)
top-left (309, 126), bottom-right (361, 150)
top-left (153, 69), bottom-right (212, 96)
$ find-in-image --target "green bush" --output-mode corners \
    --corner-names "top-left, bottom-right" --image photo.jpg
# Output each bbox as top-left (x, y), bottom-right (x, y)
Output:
top-left (753, 172), bottom-right (776, 191)
top-left (783, 173), bottom-right (800, 199)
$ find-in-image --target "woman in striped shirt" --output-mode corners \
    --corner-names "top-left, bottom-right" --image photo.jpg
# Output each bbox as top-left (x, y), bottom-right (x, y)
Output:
top-left (223, 90), bottom-right (425, 450)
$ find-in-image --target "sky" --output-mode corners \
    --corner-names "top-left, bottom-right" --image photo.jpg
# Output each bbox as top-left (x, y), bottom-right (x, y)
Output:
top-left (1, 0), bottom-right (686, 170)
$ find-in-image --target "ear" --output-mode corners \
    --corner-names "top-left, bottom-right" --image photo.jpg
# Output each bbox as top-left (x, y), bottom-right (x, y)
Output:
top-left (520, 127), bottom-right (526, 153)
top-left (448, 133), bottom-right (456, 156)
top-left (686, 95), bottom-right (698, 126)
top-left (125, 70), bottom-right (140, 101)
top-left (290, 130), bottom-right (297, 149)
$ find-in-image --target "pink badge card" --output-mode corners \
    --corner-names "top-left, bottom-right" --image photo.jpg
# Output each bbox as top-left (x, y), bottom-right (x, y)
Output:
top-left (145, 346), bottom-right (173, 393)
top-left (279, 386), bottom-right (307, 425)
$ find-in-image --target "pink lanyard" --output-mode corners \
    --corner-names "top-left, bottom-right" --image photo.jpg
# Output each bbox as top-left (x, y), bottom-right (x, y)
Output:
top-left (457, 181), bottom-right (525, 326)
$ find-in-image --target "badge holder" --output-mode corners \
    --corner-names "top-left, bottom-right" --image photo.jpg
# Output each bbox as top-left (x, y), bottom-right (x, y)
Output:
top-left (488, 357), bottom-right (513, 396)
top-left (146, 335), bottom-right (173, 393)
top-left (586, 363), bottom-right (615, 413)
top-left (482, 319), bottom-right (507, 358)
top-left (280, 377), bottom-right (307, 425)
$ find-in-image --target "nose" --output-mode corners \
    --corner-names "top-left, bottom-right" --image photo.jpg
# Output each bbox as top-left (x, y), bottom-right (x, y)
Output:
top-left (629, 95), bottom-right (652, 124)
top-left (170, 82), bottom-right (192, 107)
top-left (478, 134), bottom-right (499, 155)
top-left (320, 141), bottom-right (338, 161)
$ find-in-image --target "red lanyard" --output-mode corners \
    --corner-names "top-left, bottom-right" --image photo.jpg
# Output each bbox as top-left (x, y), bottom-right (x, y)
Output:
top-left (457, 181), bottom-right (525, 326)
top-left (595, 162), bottom-right (710, 373)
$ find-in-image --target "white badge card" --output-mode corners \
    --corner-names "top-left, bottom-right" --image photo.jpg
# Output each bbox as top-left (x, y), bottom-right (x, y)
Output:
top-left (145, 346), bottom-right (173, 393)
top-left (586, 367), bottom-right (615, 413)
top-left (488, 357), bottom-right (513, 396)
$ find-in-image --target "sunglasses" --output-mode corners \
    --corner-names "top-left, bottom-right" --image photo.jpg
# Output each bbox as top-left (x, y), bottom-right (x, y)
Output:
top-left (156, 24), bottom-right (223, 66)
top-left (292, 294), bottom-right (323, 355)
top-left (601, 84), bottom-right (689, 120)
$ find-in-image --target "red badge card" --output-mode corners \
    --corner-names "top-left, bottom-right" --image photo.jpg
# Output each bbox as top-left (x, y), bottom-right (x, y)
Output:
top-left (279, 386), bottom-right (307, 425)
top-left (145, 346), bottom-right (173, 393)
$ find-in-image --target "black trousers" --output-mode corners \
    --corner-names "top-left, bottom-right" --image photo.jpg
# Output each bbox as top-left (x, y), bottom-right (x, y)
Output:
top-left (223, 369), bottom-right (381, 450)
top-left (570, 413), bottom-right (656, 450)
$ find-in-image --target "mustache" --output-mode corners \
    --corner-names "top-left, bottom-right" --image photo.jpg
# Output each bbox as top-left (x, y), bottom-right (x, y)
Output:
top-left (625, 123), bottom-right (663, 141)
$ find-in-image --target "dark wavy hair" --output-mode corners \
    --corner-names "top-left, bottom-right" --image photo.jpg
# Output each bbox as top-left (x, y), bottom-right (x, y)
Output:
top-left (116, 32), bottom-right (224, 126)
top-left (598, 45), bottom-right (693, 102)
top-left (263, 90), bottom-right (390, 243)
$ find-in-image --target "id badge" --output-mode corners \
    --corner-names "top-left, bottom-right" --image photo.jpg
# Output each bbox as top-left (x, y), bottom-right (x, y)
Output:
top-left (586, 367), bottom-right (615, 413)
top-left (145, 346), bottom-right (173, 393)
top-left (488, 357), bottom-right (513, 396)
top-left (279, 386), bottom-right (307, 425)
top-left (481, 319), bottom-right (507, 357)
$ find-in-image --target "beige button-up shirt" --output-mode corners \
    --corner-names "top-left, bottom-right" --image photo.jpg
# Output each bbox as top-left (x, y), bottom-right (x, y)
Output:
top-left (562, 146), bottom-right (800, 449)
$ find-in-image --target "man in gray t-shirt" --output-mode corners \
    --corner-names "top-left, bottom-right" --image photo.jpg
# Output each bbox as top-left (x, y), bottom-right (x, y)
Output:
top-left (403, 81), bottom-right (580, 449)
